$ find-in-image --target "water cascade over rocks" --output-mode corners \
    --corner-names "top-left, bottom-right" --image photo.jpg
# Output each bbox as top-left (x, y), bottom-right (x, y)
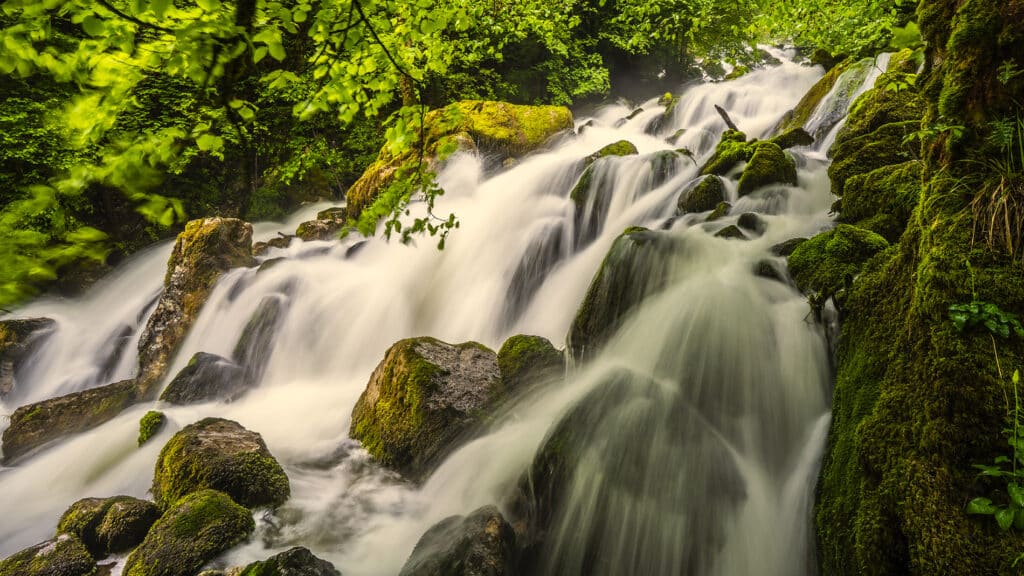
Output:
top-left (0, 49), bottom-right (888, 575)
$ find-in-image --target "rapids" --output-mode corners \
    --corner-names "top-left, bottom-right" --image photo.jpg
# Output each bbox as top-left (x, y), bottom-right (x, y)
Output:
top-left (0, 49), bottom-right (888, 575)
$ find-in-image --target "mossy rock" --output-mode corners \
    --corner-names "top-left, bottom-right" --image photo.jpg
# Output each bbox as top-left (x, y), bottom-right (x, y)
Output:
top-left (0, 317), bottom-right (55, 399)
top-left (568, 228), bottom-right (685, 361)
top-left (350, 337), bottom-right (502, 481)
top-left (158, 352), bottom-right (246, 406)
top-left (838, 160), bottom-right (922, 241)
top-left (769, 237), bottom-right (807, 257)
top-left (295, 219), bottom-right (344, 242)
top-left (833, 72), bottom-right (925, 147)
top-left (705, 201), bottom-right (731, 222)
top-left (769, 127), bottom-right (814, 150)
top-left (398, 505), bottom-right (515, 576)
top-left (699, 130), bottom-right (751, 176)
top-left (724, 65), bottom-right (750, 80)
top-left (736, 142), bottom-right (797, 196)
top-left (497, 335), bottom-right (563, 390)
top-left (0, 534), bottom-right (96, 576)
top-left (232, 295), bottom-right (287, 384)
top-left (714, 224), bottom-right (746, 240)
top-left (236, 547), bottom-right (341, 576)
top-left (787, 224), bottom-right (888, 307)
top-left (139, 411), bottom-right (167, 447)
top-left (122, 489), bottom-right (255, 576)
top-left (58, 495), bottom-right (160, 558)
top-left (829, 121), bottom-right (920, 196)
top-left (1, 379), bottom-right (137, 463)
top-left (584, 140), bottom-right (638, 165)
top-left (677, 175), bottom-right (726, 214)
top-left (886, 47), bottom-right (923, 74)
top-left (137, 217), bottom-right (256, 396)
top-left (152, 418), bottom-right (290, 510)
top-left (779, 57), bottom-right (858, 135)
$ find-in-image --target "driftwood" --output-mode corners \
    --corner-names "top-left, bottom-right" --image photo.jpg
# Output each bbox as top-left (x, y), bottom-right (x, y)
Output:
top-left (714, 105), bottom-right (740, 132)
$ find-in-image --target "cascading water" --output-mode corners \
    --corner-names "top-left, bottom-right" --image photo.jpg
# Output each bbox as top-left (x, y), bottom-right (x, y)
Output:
top-left (0, 49), bottom-right (882, 575)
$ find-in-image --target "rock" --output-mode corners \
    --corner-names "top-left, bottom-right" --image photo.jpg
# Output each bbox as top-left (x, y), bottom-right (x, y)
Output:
top-left (497, 335), bottom-right (563, 390)
top-left (769, 127), bottom-right (814, 150)
top-left (137, 218), bottom-right (256, 397)
top-left (770, 237), bottom-right (807, 256)
top-left (700, 129), bottom-right (751, 176)
top-left (568, 228), bottom-right (684, 361)
top-left (399, 506), bottom-right (515, 576)
top-left (666, 128), bottom-right (686, 144)
top-left (152, 418), bottom-right (290, 509)
top-left (236, 547), bottom-right (341, 576)
top-left (829, 121), bottom-right (919, 197)
top-left (502, 222), bottom-right (567, 326)
top-left (232, 295), bottom-right (286, 384)
top-left (725, 65), bottom-right (750, 80)
top-left (787, 224), bottom-right (889, 308)
top-left (753, 259), bottom-right (786, 283)
top-left (833, 72), bottom-right (925, 146)
top-left (705, 201), bottom-right (731, 222)
top-left (138, 411), bottom-right (167, 446)
top-left (714, 225), bottom-right (746, 239)
top-left (296, 207), bottom-right (348, 242)
top-left (122, 489), bottom-right (255, 576)
top-left (159, 352), bottom-right (246, 405)
top-left (257, 258), bottom-right (286, 273)
top-left (677, 175), bottom-right (726, 214)
top-left (0, 317), bottom-right (55, 399)
top-left (316, 207), bottom-right (346, 221)
top-left (887, 47), bottom-right (922, 74)
top-left (346, 101), bottom-right (572, 220)
top-left (1, 379), bottom-right (137, 463)
top-left (253, 235), bottom-right (293, 257)
top-left (779, 57), bottom-right (871, 139)
top-left (736, 212), bottom-right (767, 235)
top-left (350, 337), bottom-right (502, 481)
top-left (0, 534), bottom-right (96, 576)
top-left (58, 496), bottom-right (160, 558)
top-left (838, 160), bottom-right (921, 242)
top-left (584, 140), bottom-right (638, 165)
top-left (736, 142), bottom-right (797, 196)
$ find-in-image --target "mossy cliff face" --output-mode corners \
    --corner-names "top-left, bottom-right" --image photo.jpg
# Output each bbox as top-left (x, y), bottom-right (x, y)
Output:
top-left (349, 337), bottom-right (502, 481)
top-left (814, 1), bottom-right (1024, 573)
top-left (345, 101), bottom-right (572, 221)
top-left (1, 379), bottom-right (137, 463)
top-left (152, 417), bottom-right (290, 510)
top-left (122, 489), bottom-right (255, 576)
top-left (0, 534), bottom-right (96, 576)
top-left (136, 218), bottom-right (256, 397)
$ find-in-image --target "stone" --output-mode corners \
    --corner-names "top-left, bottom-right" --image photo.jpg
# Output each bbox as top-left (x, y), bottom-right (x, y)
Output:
top-left (678, 176), bottom-right (726, 214)
top-left (0, 535), bottom-right (96, 576)
top-left (58, 496), bottom-right (160, 558)
top-left (714, 225), bottom-right (746, 240)
top-left (138, 411), bottom-right (167, 447)
top-left (736, 142), bottom-right (797, 196)
top-left (159, 352), bottom-right (246, 405)
top-left (497, 335), bottom-right (563, 390)
top-left (736, 212), bottom-right (767, 236)
top-left (399, 506), bottom-right (515, 576)
top-left (235, 547), bottom-right (341, 576)
top-left (0, 317), bottom-right (55, 399)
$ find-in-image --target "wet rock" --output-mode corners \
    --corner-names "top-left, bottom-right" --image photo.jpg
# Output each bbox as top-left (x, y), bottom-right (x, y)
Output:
top-left (677, 175), bottom-right (726, 214)
top-left (769, 127), bottom-right (814, 150)
top-left (137, 218), bottom-right (256, 397)
top-left (122, 489), bottom-right (254, 576)
top-left (58, 496), bottom-right (160, 558)
top-left (502, 222), bottom-right (567, 327)
top-left (232, 295), bottom-right (287, 384)
top-left (350, 337), bottom-right (502, 481)
top-left (138, 411), bottom-right (167, 446)
top-left (1, 379), bottom-right (137, 463)
top-left (737, 212), bottom-right (767, 236)
top-left (159, 352), bottom-right (246, 405)
top-left (236, 547), bottom-right (342, 576)
top-left (584, 140), bottom-right (638, 165)
top-left (0, 317), bottom-right (55, 399)
top-left (497, 335), bottom-right (564, 390)
top-left (700, 129), bottom-right (751, 176)
top-left (778, 57), bottom-right (870, 139)
top-left (253, 235), bottom-right (294, 257)
top-left (714, 225), bottom-right (746, 240)
top-left (296, 207), bottom-right (347, 242)
top-left (770, 237), bottom-right (808, 256)
top-left (152, 418), bottom-right (290, 509)
top-left (736, 142), bottom-right (797, 196)
top-left (753, 259), bottom-right (787, 283)
top-left (705, 201), bottom-right (731, 222)
top-left (399, 506), bottom-right (516, 576)
top-left (0, 534), bottom-right (96, 576)
top-left (787, 224), bottom-right (889, 308)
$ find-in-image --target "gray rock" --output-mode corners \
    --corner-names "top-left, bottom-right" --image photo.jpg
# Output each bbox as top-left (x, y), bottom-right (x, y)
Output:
top-left (159, 352), bottom-right (246, 405)
top-left (400, 506), bottom-right (515, 576)
top-left (236, 547), bottom-right (342, 576)
top-left (0, 534), bottom-right (96, 576)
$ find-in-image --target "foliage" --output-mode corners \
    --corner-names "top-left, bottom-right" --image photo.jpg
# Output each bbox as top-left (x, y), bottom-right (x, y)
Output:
top-left (967, 371), bottom-right (1024, 535)
top-left (757, 0), bottom-right (917, 57)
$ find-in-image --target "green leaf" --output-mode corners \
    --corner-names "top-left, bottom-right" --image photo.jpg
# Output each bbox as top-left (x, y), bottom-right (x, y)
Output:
top-left (268, 41), bottom-right (286, 61)
top-left (195, 133), bottom-right (224, 152)
top-left (1010, 483), bottom-right (1024, 508)
top-left (196, 0), bottom-right (221, 11)
top-left (82, 16), bottom-right (106, 37)
top-left (967, 497), bottom-right (997, 515)
top-left (996, 507), bottom-right (1015, 531)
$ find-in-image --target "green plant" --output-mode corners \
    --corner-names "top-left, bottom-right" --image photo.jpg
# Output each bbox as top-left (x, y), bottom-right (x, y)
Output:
top-left (967, 370), bottom-right (1024, 533)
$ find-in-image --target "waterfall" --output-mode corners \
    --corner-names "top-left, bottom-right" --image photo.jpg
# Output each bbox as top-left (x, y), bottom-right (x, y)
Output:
top-left (0, 48), bottom-right (880, 575)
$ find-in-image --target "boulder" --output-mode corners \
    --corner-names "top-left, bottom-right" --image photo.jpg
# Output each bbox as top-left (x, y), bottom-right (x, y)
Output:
top-left (138, 410), bottom-right (167, 446)
top-left (0, 534), bottom-right (96, 576)
top-left (736, 142), bottom-right (797, 196)
top-left (769, 127), bottom-right (814, 150)
top-left (736, 212), bottom-right (767, 236)
top-left (705, 201), bottom-right (731, 222)
top-left (1, 379), bottom-right (137, 463)
top-left (57, 496), bottom-right (159, 558)
top-left (497, 335), bottom-right (563, 390)
top-left (779, 57), bottom-right (873, 140)
top-left (159, 352), bottom-right (246, 405)
top-left (253, 235), bottom-right (293, 257)
top-left (770, 237), bottom-right (807, 257)
top-left (235, 547), bottom-right (341, 576)
top-left (295, 208), bottom-right (347, 242)
top-left (350, 337), bottom-right (502, 481)
top-left (232, 295), bottom-right (287, 384)
top-left (0, 317), bottom-right (55, 399)
top-left (714, 224), bottom-right (746, 240)
top-left (584, 140), bottom-right (638, 165)
top-left (122, 489), bottom-right (255, 576)
top-left (837, 160), bottom-right (921, 242)
top-left (152, 418), bottom-right (290, 509)
top-left (787, 224), bottom-right (889, 309)
top-left (677, 175), bottom-right (726, 214)
top-left (137, 218), bottom-right (256, 397)
top-left (699, 129), bottom-right (751, 176)
top-left (346, 101), bottom-right (572, 220)
top-left (399, 506), bottom-right (516, 576)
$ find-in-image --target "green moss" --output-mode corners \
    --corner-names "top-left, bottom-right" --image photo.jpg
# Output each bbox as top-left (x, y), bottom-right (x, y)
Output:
top-left (787, 224), bottom-right (889, 309)
top-left (568, 165), bottom-right (594, 206)
top-left (0, 535), bottom-right (96, 576)
top-left (780, 58), bottom-right (856, 132)
top-left (887, 48), bottom-right (924, 74)
top-left (838, 160), bottom-right (922, 241)
top-left (769, 127), bottom-right (814, 150)
top-left (736, 142), bottom-right (797, 196)
top-left (725, 65), bottom-right (749, 80)
top-left (706, 201), bottom-right (731, 222)
top-left (836, 73), bottom-right (925, 147)
top-left (700, 130), bottom-right (751, 176)
top-left (829, 121), bottom-right (921, 196)
top-left (678, 175), bottom-right (726, 214)
top-left (587, 140), bottom-right (638, 163)
top-left (497, 335), bottom-right (563, 391)
top-left (236, 547), bottom-right (340, 576)
top-left (138, 411), bottom-right (166, 447)
top-left (122, 489), bottom-right (254, 576)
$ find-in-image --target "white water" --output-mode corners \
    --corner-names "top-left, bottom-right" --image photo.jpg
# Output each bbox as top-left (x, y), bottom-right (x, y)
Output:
top-left (1, 49), bottom-right (878, 574)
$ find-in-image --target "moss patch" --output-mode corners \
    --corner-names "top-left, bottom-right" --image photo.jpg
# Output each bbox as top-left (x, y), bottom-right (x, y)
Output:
top-left (737, 142), bottom-right (797, 196)
top-left (787, 224), bottom-right (889, 310)
top-left (699, 129), bottom-right (750, 176)
top-left (678, 175), bottom-right (726, 214)
top-left (138, 411), bottom-right (166, 447)
top-left (0, 535), bottom-right (96, 576)
top-left (497, 335), bottom-right (564, 391)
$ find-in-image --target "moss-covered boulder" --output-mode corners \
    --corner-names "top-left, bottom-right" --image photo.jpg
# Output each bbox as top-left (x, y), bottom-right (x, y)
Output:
top-left (828, 121), bottom-right (920, 196)
top-left (770, 237), bottom-right (807, 257)
top-left (0, 317), bottom-right (55, 399)
top-left (568, 228), bottom-right (684, 361)
top-left (57, 496), bottom-right (159, 558)
top-left (584, 140), bottom-right (637, 165)
top-left (138, 411), bottom-right (167, 447)
top-left (0, 534), bottom-right (96, 576)
top-left (350, 337), bottom-right (503, 481)
top-left (137, 218), bottom-right (256, 397)
top-left (236, 547), bottom-right (341, 576)
top-left (122, 489), bottom-right (255, 576)
top-left (705, 201), bottom-right (731, 222)
top-left (159, 352), bottom-right (246, 405)
top-left (497, 335), bottom-right (563, 390)
top-left (1, 379), bottom-right (137, 463)
top-left (677, 175), bottom-right (726, 214)
top-left (778, 58), bottom-right (857, 134)
top-left (769, 127), bottom-right (814, 150)
top-left (699, 130), bottom-right (751, 176)
top-left (837, 160), bottom-right (922, 242)
top-left (736, 142), bottom-right (797, 196)
top-left (787, 224), bottom-right (889, 309)
top-left (152, 418), bottom-right (290, 510)
top-left (398, 506), bottom-right (515, 576)
top-left (833, 72), bottom-right (925, 146)
top-left (346, 101), bottom-right (572, 220)
top-left (736, 212), bottom-right (767, 236)
top-left (295, 207), bottom-right (347, 242)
